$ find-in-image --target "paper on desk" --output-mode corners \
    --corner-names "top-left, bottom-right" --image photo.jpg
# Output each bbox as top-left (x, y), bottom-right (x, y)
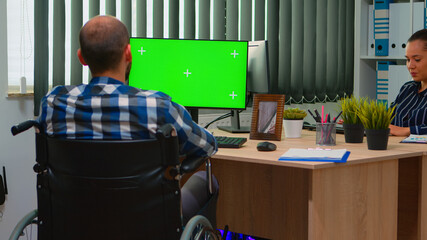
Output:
top-left (279, 148), bottom-right (349, 162)
top-left (401, 134), bottom-right (427, 143)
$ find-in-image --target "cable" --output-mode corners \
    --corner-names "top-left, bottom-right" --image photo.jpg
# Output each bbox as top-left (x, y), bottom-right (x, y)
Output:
top-left (204, 112), bottom-right (232, 129)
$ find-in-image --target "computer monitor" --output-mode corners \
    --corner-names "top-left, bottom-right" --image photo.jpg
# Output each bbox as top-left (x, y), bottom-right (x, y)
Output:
top-left (217, 40), bottom-right (270, 133)
top-left (128, 38), bottom-right (248, 118)
top-left (247, 40), bottom-right (270, 94)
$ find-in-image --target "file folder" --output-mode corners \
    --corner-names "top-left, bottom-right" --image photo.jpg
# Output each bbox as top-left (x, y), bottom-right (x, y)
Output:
top-left (279, 148), bottom-right (350, 163)
top-left (374, 0), bottom-right (392, 56)
top-left (413, 2), bottom-right (424, 32)
top-left (425, 0), bottom-right (427, 29)
top-left (368, 4), bottom-right (375, 56)
top-left (389, 3), bottom-right (409, 57)
top-left (376, 61), bottom-right (396, 106)
top-left (388, 65), bottom-right (411, 107)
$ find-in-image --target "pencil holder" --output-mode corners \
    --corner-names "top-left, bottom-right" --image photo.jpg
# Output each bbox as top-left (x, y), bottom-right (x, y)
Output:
top-left (316, 123), bottom-right (336, 146)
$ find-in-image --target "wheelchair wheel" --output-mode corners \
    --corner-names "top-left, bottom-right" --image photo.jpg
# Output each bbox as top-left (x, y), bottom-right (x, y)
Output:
top-left (180, 215), bottom-right (222, 240)
top-left (9, 209), bottom-right (38, 240)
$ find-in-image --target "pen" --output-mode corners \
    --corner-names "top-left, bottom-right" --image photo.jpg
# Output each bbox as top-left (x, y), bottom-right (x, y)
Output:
top-left (314, 109), bottom-right (321, 123)
top-left (333, 111), bottom-right (342, 123)
top-left (321, 105), bottom-right (324, 123)
top-left (307, 109), bottom-right (318, 122)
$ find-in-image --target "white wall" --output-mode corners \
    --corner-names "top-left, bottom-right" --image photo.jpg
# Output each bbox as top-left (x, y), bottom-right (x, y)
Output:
top-left (0, 0), bottom-right (37, 238)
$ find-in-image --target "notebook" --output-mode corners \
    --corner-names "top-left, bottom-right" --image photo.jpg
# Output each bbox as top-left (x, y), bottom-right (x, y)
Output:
top-left (279, 148), bottom-right (350, 163)
top-left (400, 134), bottom-right (427, 144)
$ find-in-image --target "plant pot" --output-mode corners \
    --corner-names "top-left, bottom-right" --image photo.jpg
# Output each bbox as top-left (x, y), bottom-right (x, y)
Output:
top-left (343, 123), bottom-right (364, 143)
top-left (365, 128), bottom-right (390, 150)
top-left (283, 119), bottom-right (304, 138)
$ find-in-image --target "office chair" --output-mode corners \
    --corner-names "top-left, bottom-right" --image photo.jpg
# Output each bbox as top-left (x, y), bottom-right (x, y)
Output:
top-left (10, 120), bottom-right (221, 240)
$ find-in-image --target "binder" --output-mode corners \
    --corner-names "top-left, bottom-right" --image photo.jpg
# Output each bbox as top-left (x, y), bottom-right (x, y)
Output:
top-left (388, 65), bottom-right (411, 107)
top-left (368, 5), bottom-right (375, 56)
top-left (425, 0), bottom-right (427, 29)
top-left (389, 3), bottom-right (410, 57)
top-left (374, 0), bottom-right (392, 56)
top-left (376, 61), bottom-right (396, 106)
top-left (413, 2), bottom-right (424, 32)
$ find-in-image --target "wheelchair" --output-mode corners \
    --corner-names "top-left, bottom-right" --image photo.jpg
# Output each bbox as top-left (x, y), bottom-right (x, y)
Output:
top-left (10, 120), bottom-right (222, 240)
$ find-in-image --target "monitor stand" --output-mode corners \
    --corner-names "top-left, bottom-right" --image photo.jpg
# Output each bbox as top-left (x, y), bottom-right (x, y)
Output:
top-left (188, 108), bottom-right (199, 124)
top-left (217, 110), bottom-right (250, 133)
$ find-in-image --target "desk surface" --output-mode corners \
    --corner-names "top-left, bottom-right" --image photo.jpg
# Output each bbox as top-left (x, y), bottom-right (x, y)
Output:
top-left (212, 129), bottom-right (426, 169)
top-left (211, 129), bottom-right (427, 239)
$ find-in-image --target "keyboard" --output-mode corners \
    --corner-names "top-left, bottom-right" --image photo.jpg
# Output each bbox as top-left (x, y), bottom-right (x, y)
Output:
top-left (215, 136), bottom-right (247, 148)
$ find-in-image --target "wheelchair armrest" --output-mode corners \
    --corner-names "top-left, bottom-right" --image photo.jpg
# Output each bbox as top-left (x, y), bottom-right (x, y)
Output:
top-left (11, 120), bottom-right (40, 136)
top-left (156, 124), bottom-right (176, 138)
top-left (180, 157), bottom-right (215, 195)
top-left (180, 156), bottom-right (208, 175)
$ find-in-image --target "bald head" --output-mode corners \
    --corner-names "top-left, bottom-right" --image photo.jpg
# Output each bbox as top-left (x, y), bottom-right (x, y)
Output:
top-left (79, 16), bottom-right (130, 75)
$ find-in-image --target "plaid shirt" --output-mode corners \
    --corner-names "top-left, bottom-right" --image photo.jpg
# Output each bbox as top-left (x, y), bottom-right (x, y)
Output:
top-left (37, 77), bottom-right (217, 158)
top-left (391, 81), bottom-right (427, 135)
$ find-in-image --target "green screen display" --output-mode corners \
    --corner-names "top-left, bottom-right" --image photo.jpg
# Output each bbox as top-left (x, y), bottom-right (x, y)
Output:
top-left (129, 38), bottom-right (248, 109)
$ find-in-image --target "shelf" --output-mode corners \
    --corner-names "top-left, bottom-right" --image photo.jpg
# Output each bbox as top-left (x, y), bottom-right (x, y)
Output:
top-left (354, 0), bottom-right (420, 100)
top-left (360, 55), bottom-right (406, 60)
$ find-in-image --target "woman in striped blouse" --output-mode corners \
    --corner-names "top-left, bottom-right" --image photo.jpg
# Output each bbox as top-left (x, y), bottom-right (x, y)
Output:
top-left (390, 29), bottom-right (427, 136)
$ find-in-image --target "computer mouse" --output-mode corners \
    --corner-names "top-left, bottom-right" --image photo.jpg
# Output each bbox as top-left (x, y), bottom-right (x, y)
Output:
top-left (257, 141), bottom-right (277, 151)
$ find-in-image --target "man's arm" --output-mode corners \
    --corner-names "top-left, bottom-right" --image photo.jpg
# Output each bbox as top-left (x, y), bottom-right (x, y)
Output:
top-left (164, 102), bottom-right (217, 158)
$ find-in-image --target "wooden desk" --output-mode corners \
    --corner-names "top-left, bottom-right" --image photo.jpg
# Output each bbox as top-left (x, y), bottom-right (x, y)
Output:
top-left (211, 130), bottom-right (427, 240)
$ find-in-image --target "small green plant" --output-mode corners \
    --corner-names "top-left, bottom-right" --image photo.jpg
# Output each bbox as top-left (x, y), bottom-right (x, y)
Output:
top-left (283, 108), bottom-right (307, 120)
top-left (357, 99), bottom-right (396, 130)
top-left (338, 96), bottom-right (366, 124)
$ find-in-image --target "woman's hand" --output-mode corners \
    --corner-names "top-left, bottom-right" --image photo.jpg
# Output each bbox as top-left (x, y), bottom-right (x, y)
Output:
top-left (389, 124), bottom-right (410, 136)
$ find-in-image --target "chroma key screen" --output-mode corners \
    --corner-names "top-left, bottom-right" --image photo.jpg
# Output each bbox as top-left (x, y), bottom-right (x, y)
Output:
top-left (129, 38), bottom-right (248, 109)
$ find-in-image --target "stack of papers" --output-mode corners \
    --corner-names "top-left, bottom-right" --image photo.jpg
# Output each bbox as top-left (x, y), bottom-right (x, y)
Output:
top-left (401, 134), bottom-right (427, 144)
top-left (279, 148), bottom-right (350, 163)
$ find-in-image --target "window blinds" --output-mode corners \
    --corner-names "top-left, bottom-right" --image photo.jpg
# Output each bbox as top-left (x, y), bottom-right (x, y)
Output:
top-left (33, 0), bottom-right (354, 115)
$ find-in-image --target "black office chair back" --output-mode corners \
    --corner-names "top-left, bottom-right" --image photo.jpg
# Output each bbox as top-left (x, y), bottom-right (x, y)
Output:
top-left (34, 126), bottom-right (182, 240)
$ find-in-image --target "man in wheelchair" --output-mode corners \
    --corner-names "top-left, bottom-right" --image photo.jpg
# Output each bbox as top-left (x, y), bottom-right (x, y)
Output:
top-left (37, 15), bottom-right (219, 226)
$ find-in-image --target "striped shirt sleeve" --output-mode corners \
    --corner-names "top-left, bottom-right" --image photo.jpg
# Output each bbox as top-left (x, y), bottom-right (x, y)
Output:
top-left (391, 81), bottom-right (427, 135)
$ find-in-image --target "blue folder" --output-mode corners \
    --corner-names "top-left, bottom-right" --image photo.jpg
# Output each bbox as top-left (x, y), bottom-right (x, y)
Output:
top-left (374, 0), bottom-right (392, 56)
top-left (279, 151), bottom-right (351, 163)
top-left (376, 61), bottom-right (395, 106)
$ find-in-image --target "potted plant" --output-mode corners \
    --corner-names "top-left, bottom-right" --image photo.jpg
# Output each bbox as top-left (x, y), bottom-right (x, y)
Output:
top-left (357, 99), bottom-right (396, 150)
top-left (283, 108), bottom-right (307, 138)
top-left (338, 96), bottom-right (366, 143)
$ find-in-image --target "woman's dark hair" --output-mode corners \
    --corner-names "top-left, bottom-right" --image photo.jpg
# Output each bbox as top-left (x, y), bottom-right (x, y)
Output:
top-left (408, 29), bottom-right (427, 49)
top-left (79, 16), bottom-right (130, 75)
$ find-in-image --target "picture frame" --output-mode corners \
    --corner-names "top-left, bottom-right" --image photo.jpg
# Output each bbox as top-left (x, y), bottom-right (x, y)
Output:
top-left (250, 94), bottom-right (286, 141)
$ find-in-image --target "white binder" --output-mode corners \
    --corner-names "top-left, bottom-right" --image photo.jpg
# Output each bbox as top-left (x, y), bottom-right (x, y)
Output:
top-left (388, 65), bottom-right (411, 107)
top-left (389, 3), bottom-right (410, 57)
top-left (413, 2), bottom-right (424, 33)
top-left (368, 5), bottom-right (375, 56)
